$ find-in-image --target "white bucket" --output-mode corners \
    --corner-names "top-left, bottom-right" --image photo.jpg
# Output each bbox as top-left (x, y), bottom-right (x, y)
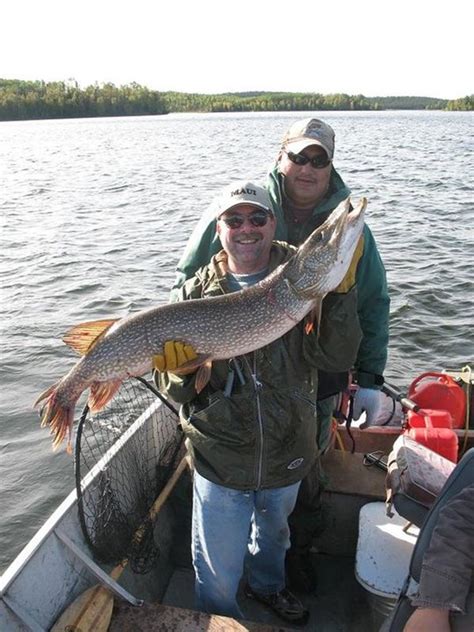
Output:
top-left (365, 590), bottom-right (398, 630)
top-left (355, 502), bottom-right (419, 629)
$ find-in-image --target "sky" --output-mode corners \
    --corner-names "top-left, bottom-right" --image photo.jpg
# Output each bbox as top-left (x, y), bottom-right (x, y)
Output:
top-left (2, 0), bottom-right (472, 100)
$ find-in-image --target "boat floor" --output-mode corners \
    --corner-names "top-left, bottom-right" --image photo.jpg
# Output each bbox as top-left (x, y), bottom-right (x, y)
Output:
top-left (111, 449), bottom-right (386, 631)
top-left (111, 552), bottom-right (372, 631)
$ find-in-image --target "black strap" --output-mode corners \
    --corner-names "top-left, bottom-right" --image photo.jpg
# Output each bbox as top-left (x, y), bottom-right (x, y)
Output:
top-left (346, 393), bottom-right (356, 453)
top-left (332, 387), bottom-right (356, 454)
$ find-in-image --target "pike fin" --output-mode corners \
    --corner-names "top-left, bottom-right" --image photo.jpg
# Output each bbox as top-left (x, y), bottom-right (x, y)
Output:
top-left (305, 301), bottom-right (323, 336)
top-left (169, 353), bottom-right (212, 376)
top-left (88, 379), bottom-right (123, 412)
top-left (34, 382), bottom-right (75, 454)
top-left (195, 360), bottom-right (213, 394)
top-left (34, 382), bottom-right (60, 409)
top-left (63, 319), bottom-right (119, 356)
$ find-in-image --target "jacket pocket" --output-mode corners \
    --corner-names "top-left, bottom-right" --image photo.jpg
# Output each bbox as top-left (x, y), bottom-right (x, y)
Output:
top-left (263, 387), bottom-right (317, 452)
top-left (181, 390), bottom-right (256, 449)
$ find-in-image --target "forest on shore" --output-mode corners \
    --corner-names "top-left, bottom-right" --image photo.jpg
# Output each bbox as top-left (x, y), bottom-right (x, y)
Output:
top-left (1, 79), bottom-right (472, 121)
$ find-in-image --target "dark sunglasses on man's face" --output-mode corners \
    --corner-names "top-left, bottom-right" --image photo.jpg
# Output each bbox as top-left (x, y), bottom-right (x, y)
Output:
top-left (220, 210), bottom-right (271, 229)
top-left (285, 150), bottom-right (331, 170)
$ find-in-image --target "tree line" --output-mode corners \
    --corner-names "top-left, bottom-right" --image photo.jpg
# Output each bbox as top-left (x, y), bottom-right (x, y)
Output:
top-left (0, 80), bottom-right (168, 120)
top-left (0, 79), bottom-right (471, 121)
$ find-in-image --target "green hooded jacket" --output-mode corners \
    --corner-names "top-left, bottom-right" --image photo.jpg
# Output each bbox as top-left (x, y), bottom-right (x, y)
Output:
top-left (171, 165), bottom-right (389, 385)
top-left (160, 243), bottom-right (362, 490)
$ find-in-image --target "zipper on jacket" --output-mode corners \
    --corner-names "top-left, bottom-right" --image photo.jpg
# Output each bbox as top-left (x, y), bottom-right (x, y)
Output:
top-left (245, 353), bottom-right (264, 489)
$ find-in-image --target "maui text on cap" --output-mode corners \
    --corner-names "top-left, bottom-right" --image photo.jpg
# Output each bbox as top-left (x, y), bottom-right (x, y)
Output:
top-left (216, 181), bottom-right (274, 218)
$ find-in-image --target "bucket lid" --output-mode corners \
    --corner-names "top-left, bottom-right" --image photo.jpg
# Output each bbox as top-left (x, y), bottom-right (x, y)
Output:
top-left (355, 502), bottom-right (419, 597)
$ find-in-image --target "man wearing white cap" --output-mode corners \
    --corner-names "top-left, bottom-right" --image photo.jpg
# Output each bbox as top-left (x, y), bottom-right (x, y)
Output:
top-left (169, 118), bottom-right (390, 592)
top-left (158, 179), bottom-right (361, 623)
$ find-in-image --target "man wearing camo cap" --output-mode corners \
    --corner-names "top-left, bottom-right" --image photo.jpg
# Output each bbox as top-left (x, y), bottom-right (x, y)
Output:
top-left (268, 118), bottom-right (389, 592)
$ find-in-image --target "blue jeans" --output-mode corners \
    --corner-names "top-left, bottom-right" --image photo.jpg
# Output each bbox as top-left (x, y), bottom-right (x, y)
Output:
top-left (192, 469), bottom-right (300, 618)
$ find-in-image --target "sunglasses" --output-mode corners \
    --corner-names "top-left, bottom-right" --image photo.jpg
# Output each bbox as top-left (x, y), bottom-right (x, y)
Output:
top-left (285, 150), bottom-right (331, 170)
top-left (219, 210), bottom-right (271, 229)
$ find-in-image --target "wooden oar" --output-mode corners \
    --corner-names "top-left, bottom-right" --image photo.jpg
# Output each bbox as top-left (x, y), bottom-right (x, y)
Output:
top-left (51, 455), bottom-right (189, 632)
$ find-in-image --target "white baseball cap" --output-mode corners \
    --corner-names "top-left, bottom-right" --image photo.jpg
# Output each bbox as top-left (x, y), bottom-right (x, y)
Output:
top-left (216, 181), bottom-right (274, 218)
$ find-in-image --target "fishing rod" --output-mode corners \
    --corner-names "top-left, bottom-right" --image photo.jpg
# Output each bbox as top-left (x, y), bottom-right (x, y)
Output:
top-left (382, 382), bottom-right (421, 413)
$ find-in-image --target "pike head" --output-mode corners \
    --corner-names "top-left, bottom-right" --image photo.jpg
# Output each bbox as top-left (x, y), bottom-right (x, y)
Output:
top-left (285, 197), bottom-right (367, 298)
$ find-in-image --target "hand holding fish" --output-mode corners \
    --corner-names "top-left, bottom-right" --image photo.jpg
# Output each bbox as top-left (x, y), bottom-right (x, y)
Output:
top-left (153, 340), bottom-right (199, 373)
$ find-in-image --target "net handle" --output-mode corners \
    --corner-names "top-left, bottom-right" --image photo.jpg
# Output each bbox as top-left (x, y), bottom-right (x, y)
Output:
top-left (111, 455), bottom-right (189, 579)
top-left (134, 375), bottom-right (180, 416)
top-left (75, 403), bottom-right (95, 554)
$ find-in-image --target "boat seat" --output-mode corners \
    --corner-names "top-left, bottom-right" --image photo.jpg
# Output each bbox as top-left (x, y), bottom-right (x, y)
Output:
top-left (385, 434), bottom-right (456, 527)
top-left (380, 447), bottom-right (474, 631)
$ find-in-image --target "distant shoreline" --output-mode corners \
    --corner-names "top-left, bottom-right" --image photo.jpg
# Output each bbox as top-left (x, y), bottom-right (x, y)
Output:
top-left (1, 79), bottom-right (472, 122)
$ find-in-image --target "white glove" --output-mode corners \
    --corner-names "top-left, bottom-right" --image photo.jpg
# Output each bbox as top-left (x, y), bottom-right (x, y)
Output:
top-left (352, 387), bottom-right (383, 428)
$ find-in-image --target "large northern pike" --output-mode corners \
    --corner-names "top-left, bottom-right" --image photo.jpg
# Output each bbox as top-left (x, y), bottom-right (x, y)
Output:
top-left (36, 197), bottom-right (366, 451)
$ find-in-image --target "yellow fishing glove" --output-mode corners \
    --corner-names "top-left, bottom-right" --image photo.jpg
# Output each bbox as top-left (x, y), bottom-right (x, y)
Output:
top-left (153, 341), bottom-right (198, 373)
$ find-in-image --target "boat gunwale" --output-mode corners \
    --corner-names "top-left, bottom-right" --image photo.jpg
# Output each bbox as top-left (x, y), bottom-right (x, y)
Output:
top-left (0, 395), bottom-right (166, 595)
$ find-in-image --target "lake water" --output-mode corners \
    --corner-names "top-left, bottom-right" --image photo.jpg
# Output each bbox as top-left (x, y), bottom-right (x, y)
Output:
top-left (1, 110), bottom-right (473, 573)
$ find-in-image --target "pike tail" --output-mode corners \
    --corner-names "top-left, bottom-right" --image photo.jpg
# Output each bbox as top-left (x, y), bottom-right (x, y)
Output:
top-left (35, 318), bottom-right (124, 453)
top-left (34, 382), bottom-right (76, 454)
top-left (35, 377), bottom-right (124, 453)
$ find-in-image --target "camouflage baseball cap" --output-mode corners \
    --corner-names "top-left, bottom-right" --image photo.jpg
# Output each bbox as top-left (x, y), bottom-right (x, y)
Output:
top-left (216, 181), bottom-right (273, 218)
top-left (282, 118), bottom-right (335, 160)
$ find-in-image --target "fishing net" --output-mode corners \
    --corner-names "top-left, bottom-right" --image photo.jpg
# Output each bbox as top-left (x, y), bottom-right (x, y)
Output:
top-left (75, 376), bottom-right (184, 574)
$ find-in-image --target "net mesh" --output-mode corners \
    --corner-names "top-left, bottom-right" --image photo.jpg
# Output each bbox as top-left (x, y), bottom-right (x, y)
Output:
top-left (75, 376), bottom-right (184, 574)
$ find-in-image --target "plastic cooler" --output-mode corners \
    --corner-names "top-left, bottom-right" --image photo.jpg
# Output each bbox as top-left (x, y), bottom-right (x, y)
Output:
top-left (355, 502), bottom-right (419, 630)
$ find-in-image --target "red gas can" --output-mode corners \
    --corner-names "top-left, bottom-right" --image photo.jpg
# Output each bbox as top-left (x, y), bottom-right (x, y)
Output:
top-left (407, 408), bottom-right (453, 429)
top-left (406, 427), bottom-right (458, 462)
top-left (408, 372), bottom-right (466, 430)
top-left (406, 407), bottom-right (459, 462)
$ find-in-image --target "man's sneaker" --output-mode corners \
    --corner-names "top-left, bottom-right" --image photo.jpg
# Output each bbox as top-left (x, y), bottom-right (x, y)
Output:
top-left (244, 583), bottom-right (309, 624)
top-left (286, 553), bottom-right (318, 594)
